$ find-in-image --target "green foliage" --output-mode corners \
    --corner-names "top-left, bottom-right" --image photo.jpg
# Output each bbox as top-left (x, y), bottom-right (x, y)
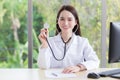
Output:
top-left (0, 0), bottom-right (28, 68)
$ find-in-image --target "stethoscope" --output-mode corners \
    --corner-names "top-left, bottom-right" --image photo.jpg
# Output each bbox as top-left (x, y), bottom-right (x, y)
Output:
top-left (43, 23), bottom-right (76, 61)
top-left (46, 36), bottom-right (72, 61)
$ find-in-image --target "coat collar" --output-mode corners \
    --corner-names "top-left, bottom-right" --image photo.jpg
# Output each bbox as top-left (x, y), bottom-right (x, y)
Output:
top-left (54, 33), bottom-right (77, 44)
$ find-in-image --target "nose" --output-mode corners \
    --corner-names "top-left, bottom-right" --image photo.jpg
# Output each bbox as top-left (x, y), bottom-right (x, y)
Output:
top-left (64, 20), bottom-right (68, 25)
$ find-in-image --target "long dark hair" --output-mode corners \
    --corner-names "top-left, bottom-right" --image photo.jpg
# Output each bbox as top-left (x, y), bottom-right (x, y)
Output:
top-left (55, 5), bottom-right (81, 36)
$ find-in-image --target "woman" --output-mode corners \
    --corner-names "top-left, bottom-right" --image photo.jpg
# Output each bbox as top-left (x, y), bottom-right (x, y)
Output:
top-left (38, 5), bottom-right (100, 73)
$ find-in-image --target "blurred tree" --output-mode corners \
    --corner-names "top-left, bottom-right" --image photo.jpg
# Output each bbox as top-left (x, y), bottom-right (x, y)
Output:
top-left (0, 0), bottom-right (28, 68)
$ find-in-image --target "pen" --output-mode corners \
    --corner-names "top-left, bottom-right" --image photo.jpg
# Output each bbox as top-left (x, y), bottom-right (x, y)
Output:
top-left (52, 73), bottom-right (58, 77)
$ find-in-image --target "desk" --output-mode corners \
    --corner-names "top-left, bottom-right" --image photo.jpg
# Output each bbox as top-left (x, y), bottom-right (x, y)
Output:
top-left (0, 68), bottom-right (119, 80)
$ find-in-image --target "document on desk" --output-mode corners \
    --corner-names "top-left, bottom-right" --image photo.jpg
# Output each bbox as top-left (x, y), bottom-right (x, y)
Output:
top-left (45, 69), bottom-right (77, 78)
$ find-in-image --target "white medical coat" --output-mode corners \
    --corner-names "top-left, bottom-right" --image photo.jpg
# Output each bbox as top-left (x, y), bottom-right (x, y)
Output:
top-left (37, 33), bottom-right (100, 70)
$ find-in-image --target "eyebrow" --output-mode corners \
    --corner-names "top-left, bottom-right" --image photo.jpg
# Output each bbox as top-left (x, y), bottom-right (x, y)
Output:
top-left (59, 16), bottom-right (73, 19)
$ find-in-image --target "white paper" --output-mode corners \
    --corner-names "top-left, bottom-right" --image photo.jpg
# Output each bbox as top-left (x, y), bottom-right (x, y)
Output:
top-left (45, 69), bottom-right (77, 78)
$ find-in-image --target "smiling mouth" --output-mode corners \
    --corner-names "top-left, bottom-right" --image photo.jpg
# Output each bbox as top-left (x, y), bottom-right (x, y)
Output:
top-left (63, 28), bottom-right (69, 30)
top-left (63, 26), bottom-right (69, 29)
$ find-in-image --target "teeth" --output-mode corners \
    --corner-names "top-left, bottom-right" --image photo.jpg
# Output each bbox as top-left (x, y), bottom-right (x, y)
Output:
top-left (44, 23), bottom-right (49, 29)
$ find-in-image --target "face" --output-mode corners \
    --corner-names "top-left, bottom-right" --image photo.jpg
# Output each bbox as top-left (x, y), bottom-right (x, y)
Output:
top-left (58, 10), bottom-right (77, 34)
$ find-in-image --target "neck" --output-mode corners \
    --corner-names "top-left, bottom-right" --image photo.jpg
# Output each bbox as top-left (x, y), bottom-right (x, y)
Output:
top-left (61, 32), bottom-right (72, 43)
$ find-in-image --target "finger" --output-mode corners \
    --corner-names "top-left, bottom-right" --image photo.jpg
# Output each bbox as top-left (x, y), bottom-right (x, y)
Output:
top-left (70, 66), bottom-right (81, 73)
top-left (70, 68), bottom-right (79, 73)
top-left (40, 30), bottom-right (47, 38)
top-left (40, 33), bottom-right (45, 39)
top-left (41, 28), bottom-right (48, 33)
top-left (62, 67), bottom-right (74, 73)
top-left (63, 66), bottom-right (81, 73)
top-left (38, 33), bottom-right (46, 40)
top-left (40, 28), bottom-right (47, 34)
top-left (41, 29), bottom-right (48, 38)
top-left (44, 28), bottom-right (49, 37)
top-left (63, 69), bottom-right (72, 73)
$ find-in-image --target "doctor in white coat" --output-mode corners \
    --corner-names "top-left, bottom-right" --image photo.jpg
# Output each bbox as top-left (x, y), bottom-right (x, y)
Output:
top-left (38, 5), bottom-right (100, 73)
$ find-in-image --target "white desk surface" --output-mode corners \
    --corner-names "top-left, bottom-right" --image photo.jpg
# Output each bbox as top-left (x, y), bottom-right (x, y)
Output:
top-left (0, 68), bottom-right (119, 80)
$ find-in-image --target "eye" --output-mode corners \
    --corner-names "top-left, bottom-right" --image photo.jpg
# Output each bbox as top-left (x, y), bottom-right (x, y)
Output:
top-left (68, 19), bottom-right (72, 21)
top-left (68, 18), bottom-right (72, 21)
top-left (59, 17), bottom-right (65, 21)
top-left (60, 18), bottom-right (64, 21)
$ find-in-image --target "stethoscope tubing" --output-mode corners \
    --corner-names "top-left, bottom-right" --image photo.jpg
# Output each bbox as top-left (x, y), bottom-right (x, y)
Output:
top-left (46, 38), bottom-right (66, 61)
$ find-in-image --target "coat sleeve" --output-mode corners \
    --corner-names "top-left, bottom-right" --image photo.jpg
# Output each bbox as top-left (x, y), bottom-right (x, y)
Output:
top-left (80, 39), bottom-right (100, 70)
top-left (37, 46), bottom-right (51, 69)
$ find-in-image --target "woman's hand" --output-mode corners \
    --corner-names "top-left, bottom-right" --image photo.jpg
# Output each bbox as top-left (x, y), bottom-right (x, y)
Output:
top-left (62, 64), bottom-right (86, 73)
top-left (38, 28), bottom-right (49, 48)
top-left (62, 66), bottom-right (81, 73)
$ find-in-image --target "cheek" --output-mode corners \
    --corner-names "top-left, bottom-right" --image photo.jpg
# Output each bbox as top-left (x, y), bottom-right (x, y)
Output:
top-left (58, 20), bottom-right (62, 25)
top-left (70, 22), bottom-right (76, 27)
top-left (57, 21), bottom-right (62, 29)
